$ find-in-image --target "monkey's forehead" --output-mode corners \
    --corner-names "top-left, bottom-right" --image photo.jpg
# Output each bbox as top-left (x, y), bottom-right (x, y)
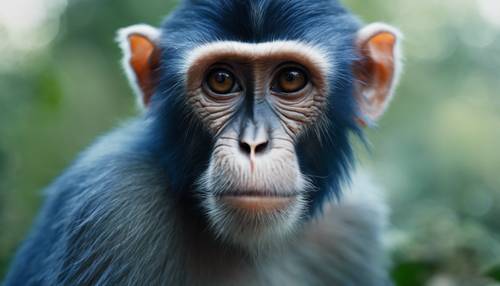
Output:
top-left (182, 41), bottom-right (332, 76)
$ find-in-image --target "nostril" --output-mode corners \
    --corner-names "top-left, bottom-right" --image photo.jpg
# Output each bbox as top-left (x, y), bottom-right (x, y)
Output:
top-left (254, 141), bottom-right (269, 154)
top-left (238, 140), bottom-right (269, 155)
top-left (239, 141), bottom-right (252, 154)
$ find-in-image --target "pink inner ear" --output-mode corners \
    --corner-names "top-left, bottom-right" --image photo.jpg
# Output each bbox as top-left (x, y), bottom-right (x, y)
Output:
top-left (128, 34), bottom-right (160, 106)
top-left (355, 31), bottom-right (397, 125)
top-left (367, 33), bottom-right (396, 102)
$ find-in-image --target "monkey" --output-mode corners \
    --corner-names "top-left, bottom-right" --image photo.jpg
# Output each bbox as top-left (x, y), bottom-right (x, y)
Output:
top-left (3, 0), bottom-right (403, 285)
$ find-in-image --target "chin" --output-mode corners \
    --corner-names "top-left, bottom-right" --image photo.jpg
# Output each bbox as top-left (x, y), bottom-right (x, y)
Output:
top-left (203, 191), bottom-right (307, 251)
top-left (197, 158), bottom-right (310, 251)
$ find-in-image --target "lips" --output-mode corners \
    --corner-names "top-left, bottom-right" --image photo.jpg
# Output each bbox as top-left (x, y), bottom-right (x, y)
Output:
top-left (218, 191), bottom-right (298, 212)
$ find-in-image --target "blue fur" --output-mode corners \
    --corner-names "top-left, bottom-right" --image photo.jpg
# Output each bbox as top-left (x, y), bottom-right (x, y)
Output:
top-left (4, 0), bottom-right (366, 285)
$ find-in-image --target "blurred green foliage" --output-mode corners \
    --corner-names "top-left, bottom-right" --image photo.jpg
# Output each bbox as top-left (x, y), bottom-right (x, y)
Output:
top-left (486, 264), bottom-right (500, 282)
top-left (392, 261), bottom-right (438, 286)
top-left (0, 0), bottom-right (499, 284)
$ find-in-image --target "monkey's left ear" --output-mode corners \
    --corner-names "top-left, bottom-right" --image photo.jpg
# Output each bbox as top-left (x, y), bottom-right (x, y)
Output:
top-left (354, 23), bottom-right (403, 126)
top-left (117, 24), bottom-right (161, 109)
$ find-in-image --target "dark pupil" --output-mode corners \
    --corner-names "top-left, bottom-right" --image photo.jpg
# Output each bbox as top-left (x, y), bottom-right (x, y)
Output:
top-left (286, 71), bottom-right (299, 82)
top-left (215, 72), bottom-right (228, 83)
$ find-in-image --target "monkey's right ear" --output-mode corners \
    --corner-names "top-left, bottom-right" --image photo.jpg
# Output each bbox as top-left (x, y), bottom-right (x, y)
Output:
top-left (117, 24), bottom-right (161, 109)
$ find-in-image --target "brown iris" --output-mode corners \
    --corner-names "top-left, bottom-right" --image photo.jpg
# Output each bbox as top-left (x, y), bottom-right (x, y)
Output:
top-left (206, 69), bottom-right (236, 94)
top-left (274, 67), bottom-right (308, 93)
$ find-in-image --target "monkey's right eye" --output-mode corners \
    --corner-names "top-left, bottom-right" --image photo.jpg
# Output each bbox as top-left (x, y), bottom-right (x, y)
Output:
top-left (205, 69), bottom-right (239, 95)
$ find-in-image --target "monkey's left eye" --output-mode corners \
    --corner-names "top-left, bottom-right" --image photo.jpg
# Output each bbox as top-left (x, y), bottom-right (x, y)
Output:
top-left (272, 67), bottom-right (308, 94)
top-left (205, 68), bottom-right (240, 95)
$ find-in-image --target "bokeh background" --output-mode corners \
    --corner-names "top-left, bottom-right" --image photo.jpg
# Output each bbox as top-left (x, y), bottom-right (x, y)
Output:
top-left (0, 0), bottom-right (499, 285)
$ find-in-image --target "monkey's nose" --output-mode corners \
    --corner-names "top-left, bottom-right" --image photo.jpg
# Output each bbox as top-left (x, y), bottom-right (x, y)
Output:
top-left (239, 138), bottom-right (269, 172)
top-left (238, 139), bottom-right (269, 156)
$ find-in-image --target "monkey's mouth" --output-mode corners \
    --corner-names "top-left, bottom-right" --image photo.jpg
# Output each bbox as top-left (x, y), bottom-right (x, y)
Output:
top-left (204, 189), bottom-right (306, 246)
top-left (218, 191), bottom-right (298, 213)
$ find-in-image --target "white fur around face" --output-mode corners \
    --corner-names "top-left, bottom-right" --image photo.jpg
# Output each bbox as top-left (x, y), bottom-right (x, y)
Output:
top-left (116, 24), bottom-right (161, 110)
top-left (183, 41), bottom-right (332, 77)
top-left (356, 22), bottom-right (404, 124)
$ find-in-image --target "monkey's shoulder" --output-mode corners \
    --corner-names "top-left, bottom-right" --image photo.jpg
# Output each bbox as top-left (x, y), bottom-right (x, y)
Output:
top-left (24, 121), bottom-right (181, 285)
top-left (47, 118), bottom-right (170, 223)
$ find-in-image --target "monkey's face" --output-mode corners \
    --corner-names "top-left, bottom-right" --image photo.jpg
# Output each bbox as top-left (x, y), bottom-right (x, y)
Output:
top-left (185, 42), bottom-right (331, 246)
top-left (119, 20), bottom-right (401, 249)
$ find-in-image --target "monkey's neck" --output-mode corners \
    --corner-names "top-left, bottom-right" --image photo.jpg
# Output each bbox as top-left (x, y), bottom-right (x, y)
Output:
top-left (172, 194), bottom-right (264, 284)
top-left (168, 187), bottom-right (388, 286)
